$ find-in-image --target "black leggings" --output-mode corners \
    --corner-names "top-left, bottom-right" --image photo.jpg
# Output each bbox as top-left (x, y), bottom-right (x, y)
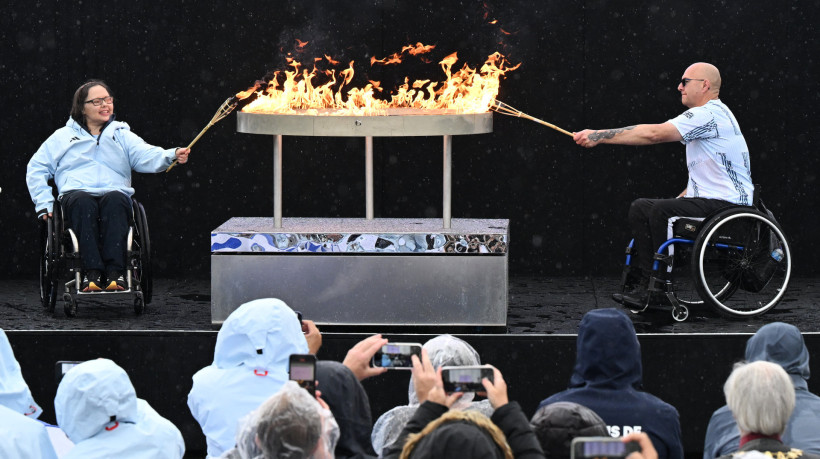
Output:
top-left (628, 197), bottom-right (736, 275)
top-left (61, 190), bottom-right (131, 275)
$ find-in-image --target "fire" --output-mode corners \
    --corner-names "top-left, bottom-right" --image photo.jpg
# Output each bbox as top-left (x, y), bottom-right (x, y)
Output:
top-left (240, 43), bottom-right (519, 116)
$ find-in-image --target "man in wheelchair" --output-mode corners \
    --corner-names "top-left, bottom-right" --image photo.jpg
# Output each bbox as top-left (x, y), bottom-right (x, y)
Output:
top-left (26, 79), bottom-right (190, 292)
top-left (573, 62), bottom-right (754, 308)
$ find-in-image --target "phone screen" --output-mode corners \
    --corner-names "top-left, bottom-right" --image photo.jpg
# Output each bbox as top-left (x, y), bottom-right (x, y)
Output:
top-left (55, 361), bottom-right (83, 383)
top-left (571, 437), bottom-right (639, 459)
top-left (372, 343), bottom-right (422, 369)
top-left (289, 354), bottom-right (316, 396)
top-left (441, 366), bottom-right (494, 392)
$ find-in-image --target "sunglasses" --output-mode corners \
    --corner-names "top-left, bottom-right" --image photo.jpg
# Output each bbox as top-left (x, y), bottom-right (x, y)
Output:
top-left (680, 78), bottom-right (705, 87)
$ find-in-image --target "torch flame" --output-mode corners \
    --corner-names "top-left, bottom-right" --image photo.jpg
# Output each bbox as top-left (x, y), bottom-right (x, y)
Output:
top-left (241, 44), bottom-right (519, 116)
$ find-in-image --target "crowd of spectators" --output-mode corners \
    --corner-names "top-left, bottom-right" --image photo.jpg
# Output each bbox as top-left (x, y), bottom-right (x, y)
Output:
top-left (2, 305), bottom-right (819, 459)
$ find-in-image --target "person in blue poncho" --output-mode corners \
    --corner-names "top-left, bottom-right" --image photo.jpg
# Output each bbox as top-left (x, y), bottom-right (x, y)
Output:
top-left (54, 358), bottom-right (185, 459)
top-left (0, 329), bottom-right (59, 459)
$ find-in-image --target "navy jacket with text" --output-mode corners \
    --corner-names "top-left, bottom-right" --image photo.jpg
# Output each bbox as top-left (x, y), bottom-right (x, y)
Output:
top-left (538, 308), bottom-right (683, 459)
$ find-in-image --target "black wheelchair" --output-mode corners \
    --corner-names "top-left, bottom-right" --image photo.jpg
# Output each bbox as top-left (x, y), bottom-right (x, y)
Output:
top-left (39, 197), bottom-right (153, 317)
top-left (618, 188), bottom-right (791, 322)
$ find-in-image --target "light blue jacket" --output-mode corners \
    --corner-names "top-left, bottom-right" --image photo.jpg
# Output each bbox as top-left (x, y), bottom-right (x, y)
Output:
top-left (703, 322), bottom-right (820, 458)
top-left (0, 329), bottom-right (59, 458)
top-left (187, 298), bottom-right (309, 458)
top-left (55, 359), bottom-right (185, 459)
top-left (26, 116), bottom-right (177, 215)
top-left (0, 329), bottom-right (42, 418)
top-left (0, 405), bottom-right (58, 459)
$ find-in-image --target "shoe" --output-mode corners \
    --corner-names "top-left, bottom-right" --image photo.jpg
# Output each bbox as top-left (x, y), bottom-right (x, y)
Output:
top-left (612, 292), bottom-right (625, 304)
top-left (620, 286), bottom-right (649, 308)
top-left (105, 273), bottom-right (127, 291)
top-left (81, 271), bottom-right (103, 292)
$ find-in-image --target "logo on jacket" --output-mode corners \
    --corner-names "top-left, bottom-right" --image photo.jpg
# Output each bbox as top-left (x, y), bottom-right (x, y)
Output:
top-left (608, 425), bottom-right (642, 437)
top-left (69, 136), bottom-right (80, 142)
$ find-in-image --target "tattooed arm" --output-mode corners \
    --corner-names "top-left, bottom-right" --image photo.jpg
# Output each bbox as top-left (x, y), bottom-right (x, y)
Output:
top-left (573, 122), bottom-right (682, 148)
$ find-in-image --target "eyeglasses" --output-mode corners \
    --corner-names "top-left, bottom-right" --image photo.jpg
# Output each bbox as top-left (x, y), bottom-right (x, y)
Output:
top-left (84, 96), bottom-right (114, 106)
top-left (680, 78), bottom-right (705, 87)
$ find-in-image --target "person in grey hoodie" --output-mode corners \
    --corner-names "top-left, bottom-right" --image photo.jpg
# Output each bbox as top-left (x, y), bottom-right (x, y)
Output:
top-left (703, 322), bottom-right (820, 458)
top-left (26, 79), bottom-right (190, 291)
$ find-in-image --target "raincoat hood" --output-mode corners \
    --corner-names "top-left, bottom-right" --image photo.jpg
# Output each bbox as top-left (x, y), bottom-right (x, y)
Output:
top-left (569, 308), bottom-right (642, 390)
top-left (317, 360), bottom-right (376, 459)
top-left (0, 329), bottom-right (42, 418)
top-left (213, 298), bottom-right (308, 369)
top-left (55, 358), bottom-right (138, 442)
top-left (745, 322), bottom-right (810, 385)
top-left (409, 335), bottom-right (481, 407)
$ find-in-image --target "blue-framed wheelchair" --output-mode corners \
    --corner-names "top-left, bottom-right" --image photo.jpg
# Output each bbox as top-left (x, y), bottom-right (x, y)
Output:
top-left (618, 188), bottom-right (791, 322)
top-left (39, 197), bottom-right (153, 317)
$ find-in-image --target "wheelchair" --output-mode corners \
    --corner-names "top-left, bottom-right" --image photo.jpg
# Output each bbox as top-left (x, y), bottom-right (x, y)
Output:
top-left (618, 189), bottom-right (791, 322)
top-left (39, 196), bottom-right (153, 317)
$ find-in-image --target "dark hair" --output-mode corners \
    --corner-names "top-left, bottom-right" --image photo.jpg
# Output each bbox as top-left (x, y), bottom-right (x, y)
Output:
top-left (70, 79), bottom-right (113, 124)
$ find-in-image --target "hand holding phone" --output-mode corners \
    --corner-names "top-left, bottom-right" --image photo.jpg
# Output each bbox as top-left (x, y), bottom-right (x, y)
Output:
top-left (289, 354), bottom-right (316, 397)
top-left (570, 437), bottom-right (641, 459)
top-left (372, 342), bottom-right (422, 369)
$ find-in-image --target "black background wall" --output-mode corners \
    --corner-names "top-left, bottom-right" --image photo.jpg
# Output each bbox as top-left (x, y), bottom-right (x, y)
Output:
top-left (2, 0), bottom-right (818, 279)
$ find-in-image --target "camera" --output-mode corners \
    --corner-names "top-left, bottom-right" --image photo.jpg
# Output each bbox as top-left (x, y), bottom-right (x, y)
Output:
top-left (570, 437), bottom-right (640, 459)
top-left (288, 354), bottom-right (316, 397)
top-left (55, 360), bottom-right (84, 383)
top-left (372, 342), bottom-right (422, 369)
top-left (440, 365), bottom-right (494, 393)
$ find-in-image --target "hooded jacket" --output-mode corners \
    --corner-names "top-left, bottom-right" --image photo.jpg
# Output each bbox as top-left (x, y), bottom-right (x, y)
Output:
top-left (188, 298), bottom-right (310, 458)
top-left (703, 322), bottom-right (820, 458)
top-left (0, 329), bottom-right (58, 459)
top-left (317, 360), bottom-right (377, 459)
top-left (538, 309), bottom-right (683, 459)
top-left (26, 116), bottom-right (176, 215)
top-left (54, 358), bottom-right (184, 459)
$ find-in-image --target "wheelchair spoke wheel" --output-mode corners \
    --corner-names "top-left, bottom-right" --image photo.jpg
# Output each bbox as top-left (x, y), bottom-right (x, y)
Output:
top-left (39, 216), bottom-right (59, 312)
top-left (693, 209), bottom-right (791, 318)
top-left (132, 200), bottom-right (153, 304)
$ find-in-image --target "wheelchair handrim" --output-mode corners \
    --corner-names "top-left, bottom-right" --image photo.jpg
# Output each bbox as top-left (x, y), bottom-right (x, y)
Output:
top-left (697, 211), bottom-right (791, 316)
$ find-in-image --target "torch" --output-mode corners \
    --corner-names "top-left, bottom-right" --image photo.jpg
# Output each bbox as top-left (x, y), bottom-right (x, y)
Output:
top-left (166, 83), bottom-right (261, 172)
top-left (491, 99), bottom-right (574, 137)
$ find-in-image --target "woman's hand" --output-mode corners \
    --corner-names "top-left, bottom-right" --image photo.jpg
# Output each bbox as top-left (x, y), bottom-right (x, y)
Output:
top-left (175, 147), bottom-right (190, 164)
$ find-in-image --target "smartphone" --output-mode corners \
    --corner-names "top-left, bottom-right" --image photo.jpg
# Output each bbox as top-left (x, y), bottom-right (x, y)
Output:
top-left (288, 354), bottom-right (316, 397)
top-left (440, 365), bottom-right (494, 393)
top-left (570, 437), bottom-right (640, 459)
top-left (372, 342), bottom-right (422, 369)
top-left (55, 360), bottom-right (84, 382)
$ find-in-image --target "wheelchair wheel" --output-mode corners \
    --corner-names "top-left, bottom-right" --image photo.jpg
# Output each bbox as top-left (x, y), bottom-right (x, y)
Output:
top-left (63, 293), bottom-right (77, 318)
top-left (692, 208), bottom-right (791, 318)
top-left (39, 210), bottom-right (60, 312)
top-left (132, 200), bottom-right (153, 304)
top-left (134, 294), bottom-right (145, 315)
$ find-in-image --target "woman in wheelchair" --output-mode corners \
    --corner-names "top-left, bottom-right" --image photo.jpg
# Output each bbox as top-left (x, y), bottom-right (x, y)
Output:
top-left (26, 79), bottom-right (190, 292)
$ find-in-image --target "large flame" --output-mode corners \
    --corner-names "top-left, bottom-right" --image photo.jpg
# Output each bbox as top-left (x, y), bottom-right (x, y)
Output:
top-left (241, 43), bottom-right (519, 116)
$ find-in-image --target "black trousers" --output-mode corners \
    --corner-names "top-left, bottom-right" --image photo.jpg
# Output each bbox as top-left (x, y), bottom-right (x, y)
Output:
top-left (627, 197), bottom-right (736, 276)
top-left (61, 190), bottom-right (131, 276)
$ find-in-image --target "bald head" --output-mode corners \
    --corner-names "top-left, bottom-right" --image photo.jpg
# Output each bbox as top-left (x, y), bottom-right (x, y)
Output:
top-left (687, 62), bottom-right (721, 94)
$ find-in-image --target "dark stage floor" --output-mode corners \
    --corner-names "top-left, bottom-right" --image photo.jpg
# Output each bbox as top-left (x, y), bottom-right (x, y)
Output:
top-left (2, 276), bottom-right (819, 333)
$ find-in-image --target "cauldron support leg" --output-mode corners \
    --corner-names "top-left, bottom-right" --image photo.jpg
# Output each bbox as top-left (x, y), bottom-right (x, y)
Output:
top-left (274, 135), bottom-right (283, 228)
top-left (443, 135), bottom-right (452, 229)
top-left (366, 136), bottom-right (374, 220)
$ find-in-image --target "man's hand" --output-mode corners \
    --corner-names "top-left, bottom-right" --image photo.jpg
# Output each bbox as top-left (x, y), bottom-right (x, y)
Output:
top-left (623, 432), bottom-right (658, 459)
top-left (302, 319), bottom-right (322, 355)
top-left (481, 366), bottom-right (509, 409)
top-left (574, 129), bottom-right (601, 148)
top-left (175, 147), bottom-right (191, 164)
top-left (342, 334), bottom-right (388, 381)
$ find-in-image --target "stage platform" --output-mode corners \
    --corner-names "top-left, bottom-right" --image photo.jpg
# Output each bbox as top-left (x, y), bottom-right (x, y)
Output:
top-left (2, 276), bottom-right (820, 458)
